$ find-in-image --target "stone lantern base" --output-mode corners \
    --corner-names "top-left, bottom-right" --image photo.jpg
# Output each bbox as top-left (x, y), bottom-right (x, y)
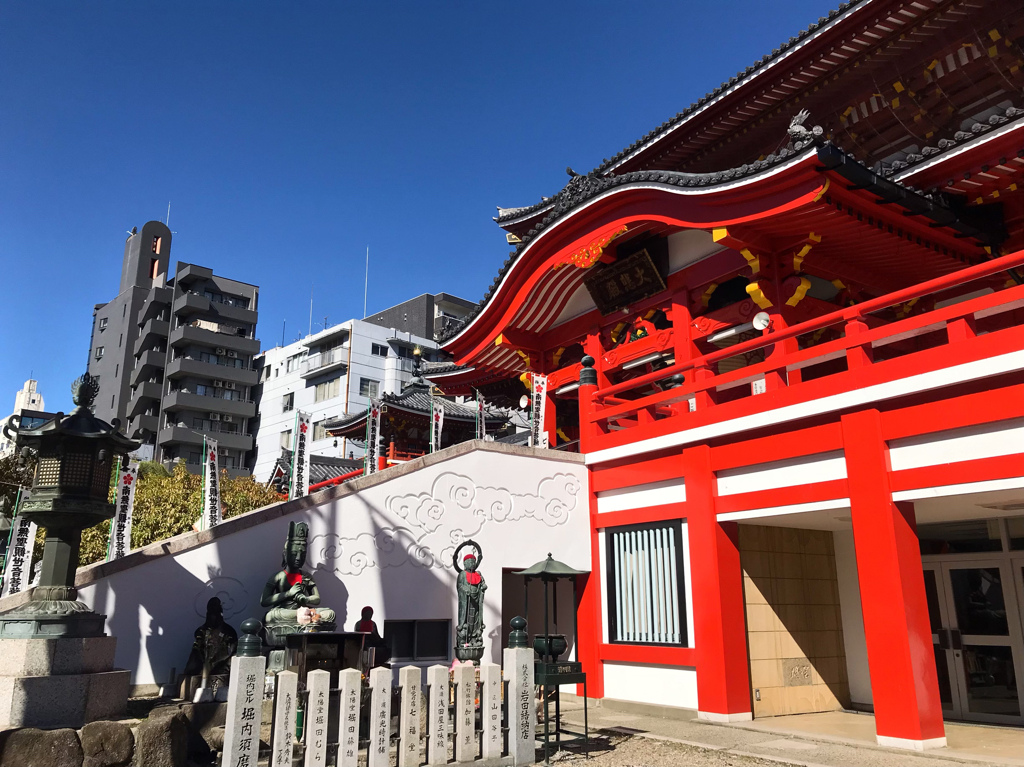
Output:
top-left (0, 632), bottom-right (129, 729)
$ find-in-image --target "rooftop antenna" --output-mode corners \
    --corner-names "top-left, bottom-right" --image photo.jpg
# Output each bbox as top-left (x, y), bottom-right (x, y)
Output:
top-left (363, 246), bottom-right (369, 319)
top-left (281, 319), bottom-right (286, 348)
top-left (166, 202), bottom-right (171, 226)
top-left (308, 285), bottom-right (313, 338)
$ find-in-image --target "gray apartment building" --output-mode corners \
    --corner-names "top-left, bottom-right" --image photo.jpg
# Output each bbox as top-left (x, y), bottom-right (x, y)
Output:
top-left (87, 222), bottom-right (260, 474)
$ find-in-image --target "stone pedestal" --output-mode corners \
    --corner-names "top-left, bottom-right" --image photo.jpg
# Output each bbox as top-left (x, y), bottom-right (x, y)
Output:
top-left (0, 636), bottom-right (129, 728)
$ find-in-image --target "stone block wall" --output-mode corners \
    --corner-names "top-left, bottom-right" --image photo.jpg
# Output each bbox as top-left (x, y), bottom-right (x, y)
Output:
top-left (739, 524), bottom-right (850, 718)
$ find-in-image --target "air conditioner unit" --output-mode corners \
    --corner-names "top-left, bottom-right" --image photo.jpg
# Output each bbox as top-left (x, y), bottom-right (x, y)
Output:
top-left (213, 380), bottom-right (225, 388)
top-left (209, 413), bottom-right (221, 421)
top-left (227, 350), bottom-right (238, 358)
top-left (216, 347), bottom-right (226, 355)
top-left (225, 382), bottom-right (237, 390)
top-left (222, 415), bottom-right (233, 423)
top-left (219, 448), bottom-right (230, 455)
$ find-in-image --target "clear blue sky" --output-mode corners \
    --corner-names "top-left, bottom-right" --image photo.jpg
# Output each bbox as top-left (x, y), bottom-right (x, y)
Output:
top-left (1, 0), bottom-right (840, 413)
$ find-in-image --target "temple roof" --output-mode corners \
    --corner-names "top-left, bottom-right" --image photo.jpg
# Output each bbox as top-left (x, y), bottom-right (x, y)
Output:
top-left (324, 383), bottom-right (505, 437)
top-left (443, 140), bottom-right (996, 352)
top-left (271, 451), bottom-right (362, 487)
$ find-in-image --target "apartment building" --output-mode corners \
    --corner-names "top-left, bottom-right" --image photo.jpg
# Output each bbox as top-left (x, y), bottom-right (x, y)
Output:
top-left (87, 222), bottom-right (260, 474)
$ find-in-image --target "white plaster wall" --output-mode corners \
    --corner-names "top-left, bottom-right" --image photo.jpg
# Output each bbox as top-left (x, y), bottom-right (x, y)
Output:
top-left (667, 229), bottom-right (726, 275)
top-left (603, 662), bottom-right (698, 709)
top-left (716, 451), bottom-right (846, 496)
top-left (595, 478), bottom-right (686, 513)
top-left (832, 529), bottom-right (872, 706)
top-left (77, 449), bottom-right (589, 687)
top-left (888, 418), bottom-right (1024, 472)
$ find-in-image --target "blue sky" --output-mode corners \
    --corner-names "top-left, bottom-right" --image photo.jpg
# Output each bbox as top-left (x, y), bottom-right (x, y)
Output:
top-left (0, 0), bottom-right (840, 413)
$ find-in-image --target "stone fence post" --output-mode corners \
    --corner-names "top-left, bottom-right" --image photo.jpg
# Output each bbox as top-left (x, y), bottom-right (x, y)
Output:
top-left (504, 616), bottom-right (536, 766)
top-left (222, 618), bottom-right (267, 767)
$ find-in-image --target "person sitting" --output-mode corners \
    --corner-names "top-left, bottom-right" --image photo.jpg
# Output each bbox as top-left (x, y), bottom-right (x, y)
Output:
top-left (354, 606), bottom-right (391, 666)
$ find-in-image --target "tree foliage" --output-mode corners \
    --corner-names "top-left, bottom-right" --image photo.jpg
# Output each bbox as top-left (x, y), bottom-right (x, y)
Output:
top-left (0, 453), bottom-right (35, 519)
top-left (75, 463), bottom-right (280, 566)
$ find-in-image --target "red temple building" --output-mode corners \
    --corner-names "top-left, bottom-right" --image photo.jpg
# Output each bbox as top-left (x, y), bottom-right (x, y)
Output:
top-left (434, 0), bottom-right (1024, 748)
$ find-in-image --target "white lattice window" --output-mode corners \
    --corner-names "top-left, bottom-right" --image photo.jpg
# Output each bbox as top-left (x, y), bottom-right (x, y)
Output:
top-left (606, 521), bottom-right (686, 645)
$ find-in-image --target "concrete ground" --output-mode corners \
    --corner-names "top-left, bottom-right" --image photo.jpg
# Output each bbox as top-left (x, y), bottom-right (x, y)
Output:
top-left (557, 699), bottom-right (1024, 767)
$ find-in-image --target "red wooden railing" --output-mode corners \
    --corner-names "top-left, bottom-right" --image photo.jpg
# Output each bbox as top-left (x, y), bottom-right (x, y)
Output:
top-left (587, 248), bottom-right (1024, 437)
top-left (309, 467), bottom-right (363, 492)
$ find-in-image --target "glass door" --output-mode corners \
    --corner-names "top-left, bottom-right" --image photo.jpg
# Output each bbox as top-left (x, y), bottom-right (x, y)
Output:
top-left (923, 566), bottom-right (961, 719)
top-left (940, 561), bottom-right (1024, 725)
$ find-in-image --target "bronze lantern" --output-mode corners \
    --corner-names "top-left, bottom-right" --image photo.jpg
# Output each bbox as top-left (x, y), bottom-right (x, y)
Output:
top-left (0, 373), bottom-right (139, 638)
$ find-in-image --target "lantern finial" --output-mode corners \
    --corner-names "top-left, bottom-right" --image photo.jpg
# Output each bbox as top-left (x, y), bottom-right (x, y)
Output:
top-left (71, 372), bottom-right (99, 410)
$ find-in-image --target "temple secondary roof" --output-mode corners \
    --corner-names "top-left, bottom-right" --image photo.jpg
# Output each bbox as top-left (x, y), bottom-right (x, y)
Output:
top-left (272, 450), bottom-right (361, 486)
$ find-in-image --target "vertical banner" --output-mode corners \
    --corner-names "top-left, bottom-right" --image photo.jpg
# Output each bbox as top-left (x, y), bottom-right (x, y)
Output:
top-left (1, 489), bottom-right (36, 598)
top-left (107, 460), bottom-right (139, 561)
top-left (475, 391), bottom-right (486, 440)
top-left (530, 373), bottom-right (549, 448)
top-left (430, 397), bottom-right (444, 453)
top-left (365, 401), bottom-right (381, 475)
top-left (289, 410), bottom-right (311, 499)
top-left (202, 437), bottom-right (221, 530)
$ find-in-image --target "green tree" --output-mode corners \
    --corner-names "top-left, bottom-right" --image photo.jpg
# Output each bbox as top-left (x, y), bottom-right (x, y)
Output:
top-left (78, 463), bottom-right (281, 566)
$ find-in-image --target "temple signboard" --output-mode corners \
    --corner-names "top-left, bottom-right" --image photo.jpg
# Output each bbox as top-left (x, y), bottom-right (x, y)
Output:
top-left (583, 248), bottom-right (666, 315)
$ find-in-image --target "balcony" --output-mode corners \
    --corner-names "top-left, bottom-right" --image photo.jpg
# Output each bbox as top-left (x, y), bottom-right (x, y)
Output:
top-left (174, 263), bottom-right (214, 286)
top-left (168, 324), bottom-right (261, 356)
top-left (130, 349), bottom-right (166, 385)
top-left (162, 389), bottom-right (256, 419)
top-left (173, 292), bottom-right (210, 316)
top-left (127, 381), bottom-right (162, 417)
top-left (166, 356), bottom-right (258, 386)
top-left (158, 425), bottom-right (254, 452)
top-left (134, 318), bottom-right (170, 356)
top-left (301, 347), bottom-right (348, 379)
top-left (583, 249), bottom-right (1024, 458)
top-left (139, 287), bottom-right (172, 323)
top-left (129, 414), bottom-right (159, 439)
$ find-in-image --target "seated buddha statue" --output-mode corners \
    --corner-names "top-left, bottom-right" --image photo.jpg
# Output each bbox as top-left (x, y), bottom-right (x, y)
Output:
top-left (260, 521), bottom-right (336, 645)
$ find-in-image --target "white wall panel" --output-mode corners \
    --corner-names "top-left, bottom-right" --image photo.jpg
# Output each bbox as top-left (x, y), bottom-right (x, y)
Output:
top-left (603, 662), bottom-right (698, 709)
top-left (888, 418), bottom-right (1024, 472)
top-left (717, 452), bottom-right (846, 496)
top-left (595, 478), bottom-right (685, 513)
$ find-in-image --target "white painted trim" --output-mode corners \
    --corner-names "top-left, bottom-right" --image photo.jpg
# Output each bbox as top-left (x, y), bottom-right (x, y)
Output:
top-left (894, 119), bottom-right (1024, 182)
top-left (587, 349), bottom-right (1024, 465)
top-left (716, 451), bottom-right (846, 496)
top-left (892, 476), bottom-right (1024, 502)
top-left (598, 529), bottom-right (609, 646)
top-left (716, 498), bottom-right (851, 523)
top-left (697, 710), bottom-right (753, 723)
top-left (888, 419), bottom-right (1024, 472)
top-left (596, 478), bottom-right (686, 513)
top-left (680, 522), bottom-right (694, 648)
top-left (876, 735), bottom-right (947, 751)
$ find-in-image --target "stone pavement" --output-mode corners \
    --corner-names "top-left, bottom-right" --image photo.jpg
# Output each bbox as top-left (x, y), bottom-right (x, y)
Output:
top-left (558, 700), bottom-right (1024, 767)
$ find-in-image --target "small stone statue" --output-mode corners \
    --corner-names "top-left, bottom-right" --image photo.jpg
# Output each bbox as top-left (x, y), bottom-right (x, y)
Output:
top-left (261, 521), bottom-right (336, 646)
top-left (182, 597), bottom-right (237, 701)
top-left (453, 540), bottom-right (487, 662)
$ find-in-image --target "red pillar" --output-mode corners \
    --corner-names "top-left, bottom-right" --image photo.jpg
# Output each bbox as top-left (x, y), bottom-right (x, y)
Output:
top-left (841, 410), bottom-right (946, 749)
top-left (684, 445), bottom-right (752, 721)
top-left (576, 356), bottom-right (604, 697)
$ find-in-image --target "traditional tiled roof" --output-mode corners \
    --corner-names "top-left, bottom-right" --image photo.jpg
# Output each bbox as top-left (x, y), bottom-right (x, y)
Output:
top-left (275, 450), bottom-right (361, 485)
top-left (323, 384), bottom-right (505, 433)
top-left (445, 139), bottom-right (994, 344)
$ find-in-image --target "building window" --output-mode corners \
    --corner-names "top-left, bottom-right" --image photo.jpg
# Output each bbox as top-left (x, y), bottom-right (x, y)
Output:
top-left (395, 346), bottom-right (414, 360)
top-left (285, 352), bottom-right (306, 373)
top-left (95, 346), bottom-right (105, 360)
top-left (282, 392), bottom-right (294, 412)
top-left (371, 343), bottom-right (388, 357)
top-left (383, 619), bottom-right (450, 662)
top-left (606, 520), bottom-right (687, 646)
top-left (98, 317), bottom-right (108, 331)
top-left (280, 429), bottom-right (292, 450)
top-left (359, 378), bottom-right (379, 398)
top-left (152, 236), bottom-right (162, 254)
top-left (315, 376), bottom-right (342, 402)
top-left (188, 451), bottom-right (201, 466)
top-left (312, 420), bottom-right (329, 441)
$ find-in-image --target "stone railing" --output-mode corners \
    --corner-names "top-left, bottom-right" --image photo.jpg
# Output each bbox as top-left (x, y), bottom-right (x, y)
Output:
top-left (221, 620), bottom-right (536, 767)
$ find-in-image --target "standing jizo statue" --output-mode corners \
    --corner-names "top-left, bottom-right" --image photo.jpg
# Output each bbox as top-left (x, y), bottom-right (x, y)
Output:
top-left (261, 521), bottom-right (336, 646)
top-left (453, 540), bottom-right (487, 662)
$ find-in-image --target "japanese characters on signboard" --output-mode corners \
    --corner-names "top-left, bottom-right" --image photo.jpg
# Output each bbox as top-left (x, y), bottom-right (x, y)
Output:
top-left (107, 461), bottom-right (138, 560)
top-left (202, 438), bottom-right (221, 530)
top-left (289, 411), bottom-right (311, 499)
top-left (583, 248), bottom-right (667, 315)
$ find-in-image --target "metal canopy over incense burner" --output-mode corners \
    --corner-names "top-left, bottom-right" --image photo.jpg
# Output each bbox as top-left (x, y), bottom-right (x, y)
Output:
top-left (0, 373), bottom-right (139, 638)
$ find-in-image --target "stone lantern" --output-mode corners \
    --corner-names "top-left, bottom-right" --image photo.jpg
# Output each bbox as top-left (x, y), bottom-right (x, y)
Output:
top-left (0, 372), bottom-right (139, 638)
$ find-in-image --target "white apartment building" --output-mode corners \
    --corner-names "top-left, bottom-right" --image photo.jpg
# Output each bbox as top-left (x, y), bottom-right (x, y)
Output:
top-left (252, 320), bottom-right (440, 482)
top-left (0, 380), bottom-right (47, 459)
